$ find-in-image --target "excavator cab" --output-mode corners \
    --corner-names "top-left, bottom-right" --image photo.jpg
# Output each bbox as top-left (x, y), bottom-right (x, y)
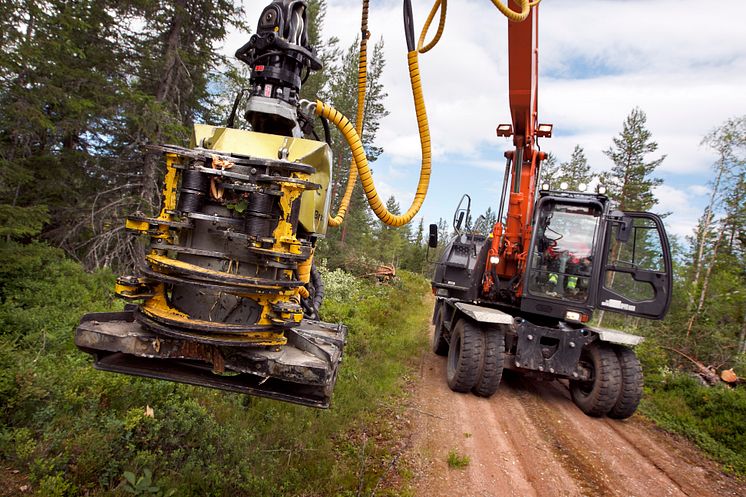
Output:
top-left (521, 192), bottom-right (672, 322)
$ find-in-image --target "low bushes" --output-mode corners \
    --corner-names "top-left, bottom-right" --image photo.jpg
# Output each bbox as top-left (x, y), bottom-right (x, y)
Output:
top-left (638, 340), bottom-right (746, 476)
top-left (0, 242), bottom-right (432, 496)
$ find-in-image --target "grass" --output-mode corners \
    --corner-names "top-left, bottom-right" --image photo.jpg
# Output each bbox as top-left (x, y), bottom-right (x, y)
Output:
top-left (636, 340), bottom-right (746, 477)
top-left (446, 450), bottom-right (470, 469)
top-left (0, 242), bottom-right (433, 496)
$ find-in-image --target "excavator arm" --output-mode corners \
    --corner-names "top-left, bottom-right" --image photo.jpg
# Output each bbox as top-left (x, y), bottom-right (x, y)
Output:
top-left (483, 0), bottom-right (550, 298)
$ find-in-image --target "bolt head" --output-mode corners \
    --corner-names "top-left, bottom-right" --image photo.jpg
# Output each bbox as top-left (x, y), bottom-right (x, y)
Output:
top-left (527, 334), bottom-right (534, 341)
top-left (569, 341), bottom-right (576, 348)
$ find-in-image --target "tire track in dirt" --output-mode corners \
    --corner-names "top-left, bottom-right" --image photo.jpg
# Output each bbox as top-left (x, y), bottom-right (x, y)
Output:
top-left (407, 331), bottom-right (746, 497)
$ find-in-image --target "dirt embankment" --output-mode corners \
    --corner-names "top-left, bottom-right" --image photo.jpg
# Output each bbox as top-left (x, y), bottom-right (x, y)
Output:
top-left (405, 336), bottom-right (745, 497)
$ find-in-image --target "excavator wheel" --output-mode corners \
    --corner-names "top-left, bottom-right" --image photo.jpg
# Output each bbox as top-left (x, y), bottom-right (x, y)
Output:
top-left (432, 304), bottom-right (449, 356)
top-left (607, 346), bottom-right (643, 419)
top-left (446, 319), bottom-right (484, 392)
top-left (569, 342), bottom-right (622, 417)
top-left (472, 327), bottom-right (505, 398)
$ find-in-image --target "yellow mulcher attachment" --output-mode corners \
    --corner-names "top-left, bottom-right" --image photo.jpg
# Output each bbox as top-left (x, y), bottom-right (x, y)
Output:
top-left (76, 0), bottom-right (443, 408)
top-left (76, 125), bottom-right (345, 408)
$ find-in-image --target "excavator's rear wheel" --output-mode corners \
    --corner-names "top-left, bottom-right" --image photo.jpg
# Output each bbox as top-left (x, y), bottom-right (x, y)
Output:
top-left (472, 328), bottom-right (505, 397)
top-left (432, 304), bottom-right (449, 356)
top-left (569, 342), bottom-right (622, 417)
top-left (607, 346), bottom-right (643, 419)
top-left (447, 319), bottom-right (484, 392)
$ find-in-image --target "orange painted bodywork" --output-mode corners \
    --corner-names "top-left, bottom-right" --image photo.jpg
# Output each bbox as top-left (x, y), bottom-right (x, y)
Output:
top-left (483, 1), bottom-right (547, 299)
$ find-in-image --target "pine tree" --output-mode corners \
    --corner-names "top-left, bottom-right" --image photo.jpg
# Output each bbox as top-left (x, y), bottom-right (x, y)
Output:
top-left (374, 196), bottom-right (410, 266)
top-left (474, 206), bottom-right (497, 234)
top-left (601, 108), bottom-right (665, 211)
top-left (558, 145), bottom-right (594, 189)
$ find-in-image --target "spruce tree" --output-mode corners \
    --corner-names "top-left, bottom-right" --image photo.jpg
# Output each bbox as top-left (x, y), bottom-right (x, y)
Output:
top-left (601, 108), bottom-right (664, 211)
top-left (315, 34), bottom-right (388, 267)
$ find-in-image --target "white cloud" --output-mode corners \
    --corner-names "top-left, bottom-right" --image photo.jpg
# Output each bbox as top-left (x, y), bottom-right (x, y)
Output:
top-left (687, 184), bottom-right (710, 196)
top-left (654, 183), bottom-right (704, 238)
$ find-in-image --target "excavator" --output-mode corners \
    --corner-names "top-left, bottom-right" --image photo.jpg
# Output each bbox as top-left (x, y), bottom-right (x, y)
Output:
top-left (75, 0), bottom-right (672, 417)
top-left (428, 2), bottom-right (672, 418)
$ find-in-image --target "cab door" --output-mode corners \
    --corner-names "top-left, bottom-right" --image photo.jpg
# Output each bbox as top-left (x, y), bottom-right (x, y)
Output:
top-left (597, 212), bottom-right (672, 319)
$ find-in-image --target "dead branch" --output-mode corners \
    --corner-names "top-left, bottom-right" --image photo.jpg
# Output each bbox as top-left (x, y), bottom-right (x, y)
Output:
top-left (662, 346), bottom-right (721, 385)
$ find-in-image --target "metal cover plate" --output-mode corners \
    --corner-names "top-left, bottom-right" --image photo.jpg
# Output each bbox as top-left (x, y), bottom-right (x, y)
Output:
top-left (455, 302), bottom-right (513, 325)
top-left (588, 326), bottom-right (644, 346)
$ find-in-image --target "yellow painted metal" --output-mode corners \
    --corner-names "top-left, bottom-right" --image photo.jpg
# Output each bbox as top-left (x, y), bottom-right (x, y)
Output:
top-left (192, 125), bottom-right (332, 235)
top-left (142, 288), bottom-right (287, 346)
top-left (145, 253), bottom-right (293, 292)
top-left (159, 153), bottom-right (180, 220)
top-left (122, 127), bottom-right (321, 343)
top-left (115, 277), bottom-right (154, 301)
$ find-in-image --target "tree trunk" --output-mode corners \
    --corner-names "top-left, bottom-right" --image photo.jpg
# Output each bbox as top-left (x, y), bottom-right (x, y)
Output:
top-left (687, 226), bottom-right (725, 337)
top-left (738, 303), bottom-right (746, 356)
top-left (688, 156), bottom-right (725, 311)
top-left (140, 0), bottom-right (187, 213)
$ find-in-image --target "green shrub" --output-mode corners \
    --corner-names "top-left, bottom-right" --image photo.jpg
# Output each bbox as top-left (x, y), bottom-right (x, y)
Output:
top-left (0, 242), bottom-right (433, 496)
top-left (640, 372), bottom-right (746, 475)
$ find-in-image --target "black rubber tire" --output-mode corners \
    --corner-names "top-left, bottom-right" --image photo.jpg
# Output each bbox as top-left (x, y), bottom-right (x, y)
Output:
top-left (569, 343), bottom-right (622, 417)
top-left (432, 305), bottom-right (449, 356)
top-left (472, 328), bottom-right (505, 398)
top-left (608, 346), bottom-right (644, 419)
top-left (446, 320), bottom-right (484, 393)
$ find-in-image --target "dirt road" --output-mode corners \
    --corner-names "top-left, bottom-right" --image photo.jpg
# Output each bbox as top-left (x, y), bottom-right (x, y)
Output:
top-left (407, 338), bottom-right (745, 497)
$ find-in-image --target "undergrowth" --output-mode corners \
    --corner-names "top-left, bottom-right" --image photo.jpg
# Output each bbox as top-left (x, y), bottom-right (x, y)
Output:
top-left (0, 241), bottom-right (432, 496)
top-left (637, 341), bottom-right (746, 477)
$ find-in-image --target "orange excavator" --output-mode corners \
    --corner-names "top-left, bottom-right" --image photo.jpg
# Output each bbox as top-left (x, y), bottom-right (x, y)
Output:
top-left (75, 0), bottom-right (672, 417)
top-left (430, 1), bottom-right (672, 418)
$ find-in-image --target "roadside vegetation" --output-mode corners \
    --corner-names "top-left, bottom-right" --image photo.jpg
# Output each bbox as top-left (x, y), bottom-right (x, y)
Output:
top-left (0, 241), bottom-right (431, 496)
top-left (637, 342), bottom-right (746, 476)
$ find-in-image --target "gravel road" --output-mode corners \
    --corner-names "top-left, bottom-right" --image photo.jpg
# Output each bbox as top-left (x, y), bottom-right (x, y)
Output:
top-left (407, 333), bottom-right (745, 497)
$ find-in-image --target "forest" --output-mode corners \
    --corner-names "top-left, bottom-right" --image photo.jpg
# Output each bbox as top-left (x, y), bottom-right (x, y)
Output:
top-left (0, 0), bottom-right (745, 494)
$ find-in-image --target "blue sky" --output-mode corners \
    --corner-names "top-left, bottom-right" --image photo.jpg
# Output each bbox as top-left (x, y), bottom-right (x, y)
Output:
top-left (226, 0), bottom-right (746, 241)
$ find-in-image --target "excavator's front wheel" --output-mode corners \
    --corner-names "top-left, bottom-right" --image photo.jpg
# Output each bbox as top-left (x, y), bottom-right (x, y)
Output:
top-left (607, 346), bottom-right (643, 419)
top-left (432, 304), bottom-right (449, 356)
top-left (472, 328), bottom-right (505, 397)
top-left (569, 342), bottom-right (622, 417)
top-left (446, 319), bottom-right (484, 392)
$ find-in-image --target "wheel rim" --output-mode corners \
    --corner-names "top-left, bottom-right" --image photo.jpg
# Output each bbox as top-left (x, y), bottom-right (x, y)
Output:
top-left (574, 353), bottom-right (596, 398)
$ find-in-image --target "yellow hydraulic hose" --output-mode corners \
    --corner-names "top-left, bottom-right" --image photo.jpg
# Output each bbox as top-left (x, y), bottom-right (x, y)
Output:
top-left (417, 0), bottom-right (540, 55)
top-left (417, 0), bottom-right (447, 53)
top-left (490, 0), bottom-right (532, 22)
top-left (314, 50), bottom-right (431, 228)
top-left (319, 0), bottom-right (541, 228)
top-left (327, 0), bottom-right (370, 228)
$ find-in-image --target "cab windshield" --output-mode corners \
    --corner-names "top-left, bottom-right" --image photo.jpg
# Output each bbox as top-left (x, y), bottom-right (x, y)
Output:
top-left (528, 202), bottom-right (601, 303)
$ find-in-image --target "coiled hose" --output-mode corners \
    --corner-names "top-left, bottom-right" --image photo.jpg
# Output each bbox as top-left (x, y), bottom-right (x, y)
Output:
top-left (314, 49), bottom-right (430, 227)
top-left (318, 0), bottom-right (541, 228)
top-left (327, 0), bottom-right (370, 227)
